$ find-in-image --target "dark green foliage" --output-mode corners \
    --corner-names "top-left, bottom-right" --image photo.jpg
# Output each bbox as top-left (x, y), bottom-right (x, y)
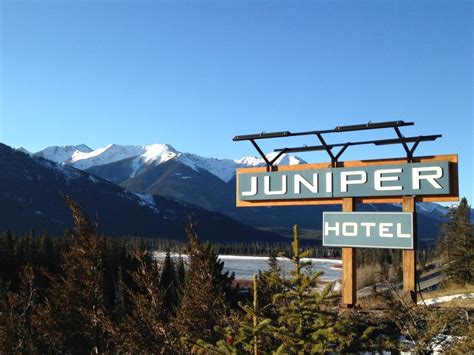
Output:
top-left (437, 197), bottom-right (473, 284)
top-left (195, 225), bottom-right (396, 353)
top-left (174, 220), bottom-right (234, 347)
top-left (116, 251), bottom-right (180, 353)
top-left (269, 225), bottom-right (338, 353)
top-left (1, 198), bottom-right (470, 353)
top-left (34, 197), bottom-right (115, 353)
top-left (159, 249), bottom-right (178, 320)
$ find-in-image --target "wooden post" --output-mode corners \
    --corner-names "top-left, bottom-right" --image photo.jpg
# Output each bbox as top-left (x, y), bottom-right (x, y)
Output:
top-left (402, 196), bottom-right (417, 303)
top-left (342, 198), bottom-right (357, 307)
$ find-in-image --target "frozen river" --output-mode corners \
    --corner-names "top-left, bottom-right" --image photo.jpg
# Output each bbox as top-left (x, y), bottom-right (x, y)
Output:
top-left (154, 253), bottom-right (342, 281)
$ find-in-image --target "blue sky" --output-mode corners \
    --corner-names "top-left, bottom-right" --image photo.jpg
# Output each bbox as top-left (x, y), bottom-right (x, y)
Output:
top-left (0, 0), bottom-right (472, 201)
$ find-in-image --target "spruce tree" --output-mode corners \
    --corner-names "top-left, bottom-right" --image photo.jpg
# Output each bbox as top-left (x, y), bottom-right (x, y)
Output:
top-left (159, 249), bottom-right (178, 320)
top-left (193, 274), bottom-right (273, 354)
top-left (438, 198), bottom-right (473, 284)
top-left (174, 220), bottom-right (230, 347)
top-left (117, 251), bottom-right (179, 352)
top-left (33, 197), bottom-right (115, 353)
top-left (269, 224), bottom-right (337, 353)
top-left (257, 252), bottom-right (285, 321)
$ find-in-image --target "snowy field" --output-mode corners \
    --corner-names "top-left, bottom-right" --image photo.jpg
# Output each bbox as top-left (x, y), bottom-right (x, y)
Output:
top-left (154, 252), bottom-right (342, 281)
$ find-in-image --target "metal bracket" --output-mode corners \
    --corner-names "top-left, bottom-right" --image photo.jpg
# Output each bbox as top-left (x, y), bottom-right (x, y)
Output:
top-left (250, 139), bottom-right (288, 170)
top-left (235, 121), bottom-right (442, 169)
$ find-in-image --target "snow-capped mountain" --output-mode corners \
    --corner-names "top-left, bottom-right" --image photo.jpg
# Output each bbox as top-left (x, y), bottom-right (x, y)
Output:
top-left (34, 143), bottom-right (306, 183)
top-left (36, 144), bottom-right (92, 163)
top-left (31, 142), bottom-right (450, 241)
top-left (0, 143), bottom-right (283, 242)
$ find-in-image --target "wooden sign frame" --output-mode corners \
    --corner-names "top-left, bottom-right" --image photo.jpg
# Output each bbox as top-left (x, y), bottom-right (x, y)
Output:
top-left (235, 154), bottom-right (459, 305)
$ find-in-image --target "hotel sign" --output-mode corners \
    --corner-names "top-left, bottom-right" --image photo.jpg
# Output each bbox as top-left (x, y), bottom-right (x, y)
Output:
top-left (236, 156), bottom-right (458, 206)
top-left (322, 212), bottom-right (414, 249)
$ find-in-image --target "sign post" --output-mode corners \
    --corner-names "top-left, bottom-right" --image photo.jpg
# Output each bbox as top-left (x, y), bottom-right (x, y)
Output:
top-left (342, 198), bottom-right (357, 307)
top-left (234, 121), bottom-right (459, 306)
top-left (402, 196), bottom-right (417, 303)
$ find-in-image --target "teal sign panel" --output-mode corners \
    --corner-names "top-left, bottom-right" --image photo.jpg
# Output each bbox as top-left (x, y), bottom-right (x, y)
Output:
top-left (238, 161), bottom-right (450, 201)
top-left (322, 212), bottom-right (414, 249)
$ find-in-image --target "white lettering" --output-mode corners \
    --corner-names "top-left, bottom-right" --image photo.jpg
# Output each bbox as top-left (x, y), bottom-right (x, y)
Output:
top-left (397, 223), bottom-right (411, 238)
top-left (264, 175), bottom-right (287, 195)
top-left (294, 173), bottom-right (318, 194)
top-left (374, 168), bottom-right (403, 191)
top-left (360, 222), bottom-right (376, 237)
top-left (242, 176), bottom-right (258, 196)
top-left (340, 171), bottom-right (367, 192)
top-left (324, 222), bottom-right (339, 236)
top-left (325, 172), bottom-right (333, 193)
top-left (379, 223), bottom-right (393, 237)
top-left (412, 167), bottom-right (443, 190)
top-left (342, 222), bottom-right (358, 236)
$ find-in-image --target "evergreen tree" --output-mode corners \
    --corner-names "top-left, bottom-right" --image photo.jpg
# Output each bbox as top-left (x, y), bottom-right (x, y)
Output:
top-left (269, 225), bottom-right (338, 353)
top-left (117, 251), bottom-right (179, 353)
top-left (176, 255), bottom-right (186, 288)
top-left (33, 197), bottom-right (115, 353)
top-left (174, 220), bottom-right (230, 347)
top-left (438, 198), bottom-right (473, 284)
top-left (257, 252), bottom-right (285, 321)
top-left (159, 249), bottom-right (178, 320)
top-left (193, 274), bottom-right (273, 354)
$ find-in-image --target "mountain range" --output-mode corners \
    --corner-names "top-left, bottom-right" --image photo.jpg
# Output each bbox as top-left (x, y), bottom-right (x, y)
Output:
top-left (18, 142), bottom-right (452, 244)
top-left (0, 144), bottom-right (284, 243)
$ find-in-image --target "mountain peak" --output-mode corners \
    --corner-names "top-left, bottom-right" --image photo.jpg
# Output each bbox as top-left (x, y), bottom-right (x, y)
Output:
top-left (36, 144), bottom-right (92, 163)
top-left (235, 153), bottom-right (306, 167)
top-left (142, 143), bottom-right (178, 164)
top-left (34, 143), bottom-right (306, 182)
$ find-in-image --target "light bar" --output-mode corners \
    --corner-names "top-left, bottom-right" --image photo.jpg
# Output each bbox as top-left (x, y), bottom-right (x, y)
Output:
top-left (334, 121), bottom-right (413, 132)
top-left (234, 120), bottom-right (441, 167)
top-left (373, 135), bottom-right (441, 146)
top-left (233, 131), bottom-right (291, 141)
top-left (274, 135), bottom-right (442, 154)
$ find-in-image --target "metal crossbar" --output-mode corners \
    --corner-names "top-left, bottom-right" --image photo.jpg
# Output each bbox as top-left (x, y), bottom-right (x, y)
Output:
top-left (233, 121), bottom-right (441, 168)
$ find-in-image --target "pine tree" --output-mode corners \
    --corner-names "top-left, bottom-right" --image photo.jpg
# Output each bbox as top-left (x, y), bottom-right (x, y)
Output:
top-left (257, 252), bottom-right (285, 321)
top-left (438, 198), bottom-right (473, 284)
top-left (159, 249), bottom-right (178, 320)
top-left (117, 250), bottom-right (179, 353)
top-left (269, 224), bottom-right (338, 353)
top-left (193, 274), bottom-right (273, 354)
top-left (33, 197), bottom-right (115, 353)
top-left (176, 255), bottom-right (186, 288)
top-left (174, 220), bottom-right (230, 347)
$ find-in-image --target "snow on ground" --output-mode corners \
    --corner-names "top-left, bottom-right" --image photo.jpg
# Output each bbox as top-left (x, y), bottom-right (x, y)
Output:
top-left (418, 293), bottom-right (474, 306)
top-left (134, 193), bottom-right (160, 214)
top-left (71, 144), bottom-right (145, 169)
top-left (178, 153), bottom-right (238, 182)
top-left (153, 252), bottom-right (341, 264)
top-left (37, 158), bottom-right (81, 180)
top-left (88, 175), bottom-right (100, 183)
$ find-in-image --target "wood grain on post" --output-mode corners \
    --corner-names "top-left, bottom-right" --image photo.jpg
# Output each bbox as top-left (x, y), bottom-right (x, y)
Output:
top-left (342, 198), bottom-right (357, 307)
top-left (402, 196), bottom-right (417, 303)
